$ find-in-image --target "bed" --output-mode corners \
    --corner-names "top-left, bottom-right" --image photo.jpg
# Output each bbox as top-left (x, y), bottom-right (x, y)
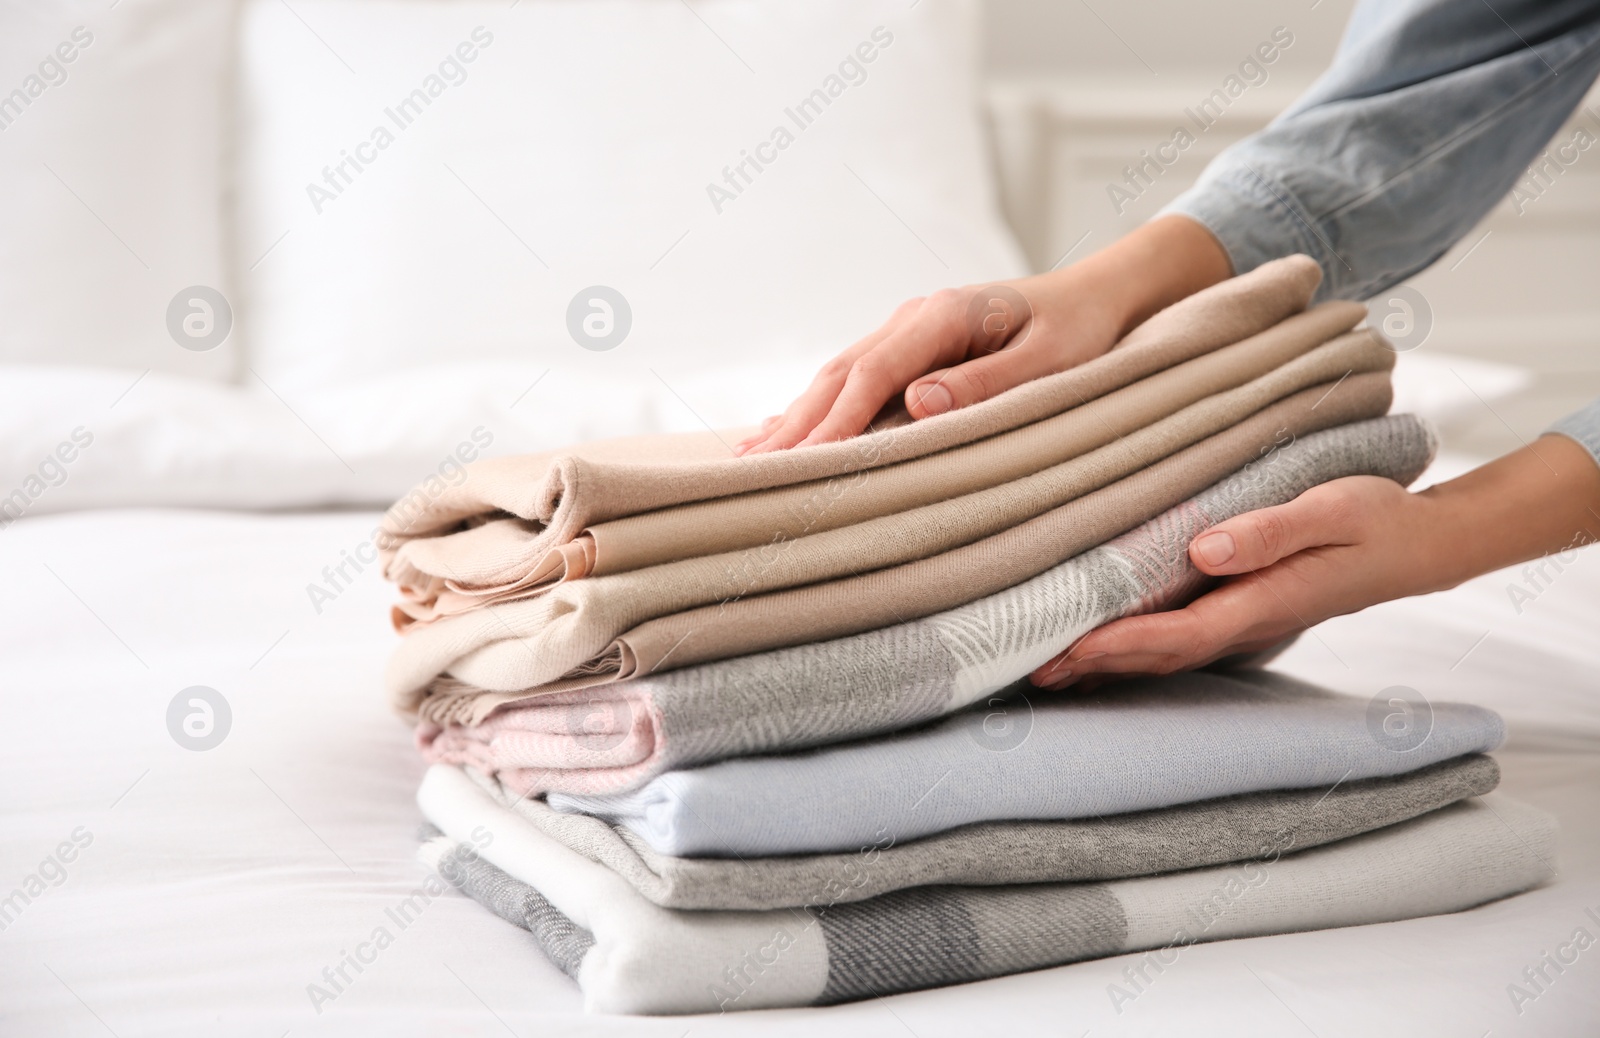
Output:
top-left (2, 448), bottom-right (1597, 1037)
top-left (2, 1), bottom-right (1596, 1033)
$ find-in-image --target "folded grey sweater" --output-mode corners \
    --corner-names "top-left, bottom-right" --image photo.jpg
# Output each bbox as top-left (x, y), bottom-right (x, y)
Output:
top-left (422, 414), bottom-right (1438, 798)
top-left (418, 763), bottom-right (1555, 1014)
top-left (549, 671), bottom-right (1507, 856)
top-left (467, 753), bottom-right (1498, 910)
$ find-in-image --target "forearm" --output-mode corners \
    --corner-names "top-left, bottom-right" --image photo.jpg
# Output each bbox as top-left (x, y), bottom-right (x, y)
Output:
top-left (1414, 434), bottom-right (1600, 592)
top-left (1042, 215), bottom-right (1232, 338)
top-left (1162, 0), bottom-right (1600, 301)
top-left (740, 212), bottom-right (1236, 451)
top-left (1035, 433), bottom-right (1600, 688)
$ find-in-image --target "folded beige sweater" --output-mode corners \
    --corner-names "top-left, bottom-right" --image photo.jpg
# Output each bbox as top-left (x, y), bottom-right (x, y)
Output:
top-left (392, 300), bottom-right (1366, 627)
top-left (380, 255), bottom-right (1324, 609)
top-left (386, 333), bottom-right (1389, 706)
top-left (402, 369), bottom-right (1392, 722)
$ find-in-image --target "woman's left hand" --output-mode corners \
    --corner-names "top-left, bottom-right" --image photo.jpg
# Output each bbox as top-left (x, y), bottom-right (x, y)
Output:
top-left (1032, 431), bottom-right (1600, 689)
top-left (1030, 474), bottom-right (1444, 689)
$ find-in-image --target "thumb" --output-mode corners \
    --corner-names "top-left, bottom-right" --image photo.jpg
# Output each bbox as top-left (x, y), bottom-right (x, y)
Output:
top-left (904, 336), bottom-right (1053, 418)
top-left (1189, 483), bottom-right (1359, 575)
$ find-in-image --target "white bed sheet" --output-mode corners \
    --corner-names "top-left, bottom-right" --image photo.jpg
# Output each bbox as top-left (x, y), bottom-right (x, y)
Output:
top-left (0, 499), bottom-right (1596, 1037)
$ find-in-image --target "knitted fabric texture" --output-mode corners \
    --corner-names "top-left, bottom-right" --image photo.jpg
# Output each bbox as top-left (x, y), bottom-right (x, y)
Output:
top-left (469, 753), bottom-right (1498, 910)
top-left (408, 372), bottom-right (1392, 721)
top-left (417, 764), bottom-right (1555, 1015)
top-left (381, 255), bottom-right (1325, 594)
top-left (390, 302), bottom-right (1365, 626)
top-left (548, 672), bottom-right (1506, 857)
top-left (386, 338), bottom-right (1393, 702)
top-left (418, 415), bottom-right (1437, 797)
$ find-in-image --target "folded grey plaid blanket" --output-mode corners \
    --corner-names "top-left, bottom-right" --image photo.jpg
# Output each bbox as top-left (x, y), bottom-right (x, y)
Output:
top-left (421, 414), bottom-right (1438, 798)
top-left (549, 671), bottom-right (1505, 856)
top-left (418, 764), bottom-right (1554, 1014)
top-left (466, 754), bottom-right (1498, 910)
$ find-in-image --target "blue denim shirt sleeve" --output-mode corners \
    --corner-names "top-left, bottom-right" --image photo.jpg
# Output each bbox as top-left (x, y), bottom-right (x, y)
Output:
top-left (1549, 403), bottom-right (1600, 469)
top-left (1159, 0), bottom-right (1600, 467)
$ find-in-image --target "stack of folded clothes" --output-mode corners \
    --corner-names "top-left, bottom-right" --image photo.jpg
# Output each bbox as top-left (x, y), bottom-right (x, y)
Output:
top-left (381, 256), bottom-right (1556, 1014)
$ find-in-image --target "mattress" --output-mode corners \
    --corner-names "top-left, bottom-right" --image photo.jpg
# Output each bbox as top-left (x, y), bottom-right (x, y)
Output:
top-left (1, 477), bottom-right (1596, 1036)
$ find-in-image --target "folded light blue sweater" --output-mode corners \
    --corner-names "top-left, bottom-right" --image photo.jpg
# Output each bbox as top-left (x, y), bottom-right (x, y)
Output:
top-left (550, 670), bottom-right (1505, 857)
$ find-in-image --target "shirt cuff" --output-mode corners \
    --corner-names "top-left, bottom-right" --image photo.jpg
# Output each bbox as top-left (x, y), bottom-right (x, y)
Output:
top-left (1546, 399), bottom-right (1600, 472)
top-left (1158, 163), bottom-right (1345, 301)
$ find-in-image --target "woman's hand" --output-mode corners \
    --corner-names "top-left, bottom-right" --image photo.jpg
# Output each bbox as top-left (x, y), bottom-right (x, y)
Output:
top-left (1032, 434), bottom-right (1600, 689)
top-left (1032, 476), bottom-right (1441, 688)
top-left (734, 215), bottom-right (1232, 454)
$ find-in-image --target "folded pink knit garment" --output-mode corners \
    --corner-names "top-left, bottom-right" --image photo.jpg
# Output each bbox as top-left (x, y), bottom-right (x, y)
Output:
top-left (380, 256), bottom-right (1324, 611)
top-left (418, 681), bottom-right (660, 781)
top-left (390, 299), bottom-right (1365, 629)
top-left (406, 370), bottom-right (1392, 724)
top-left (415, 413), bottom-right (1435, 796)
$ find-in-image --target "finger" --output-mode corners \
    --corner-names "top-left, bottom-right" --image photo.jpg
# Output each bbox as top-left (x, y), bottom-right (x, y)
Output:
top-left (794, 292), bottom-right (974, 447)
top-left (1038, 652), bottom-right (1188, 689)
top-left (740, 299), bottom-right (924, 454)
top-left (739, 376), bottom-right (846, 454)
top-left (904, 320), bottom-right (1072, 417)
top-left (739, 355), bottom-right (869, 456)
top-left (732, 414), bottom-right (785, 452)
top-left (737, 359), bottom-right (855, 455)
top-left (1043, 638), bottom-right (1283, 690)
top-left (798, 345), bottom-right (943, 446)
top-left (1031, 613), bottom-right (1205, 688)
top-left (1188, 480), bottom-right (1364, 575)
top-left (1030, 576), bottom-right (1306, 687)
top-left (1071, 672), bottom-right (1140, 694)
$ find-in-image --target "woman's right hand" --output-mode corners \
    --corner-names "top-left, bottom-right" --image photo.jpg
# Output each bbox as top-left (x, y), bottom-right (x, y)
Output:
top-left (735, 214), bottom-right (1235, 455)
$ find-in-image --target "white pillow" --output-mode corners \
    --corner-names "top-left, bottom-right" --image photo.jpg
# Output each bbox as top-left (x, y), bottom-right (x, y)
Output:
top-left (238, 0), bottom-right (1028, 392)
top-left (0, 360), bottom-right (819, 516)
top-left (0, 0), bottom-right (237, 380)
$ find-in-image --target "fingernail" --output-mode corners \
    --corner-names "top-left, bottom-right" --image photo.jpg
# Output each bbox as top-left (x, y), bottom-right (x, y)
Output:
top-left (914, 382), bottom-right (953, 416)
top-left (1194, 531), bottom-right (1235, 566)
